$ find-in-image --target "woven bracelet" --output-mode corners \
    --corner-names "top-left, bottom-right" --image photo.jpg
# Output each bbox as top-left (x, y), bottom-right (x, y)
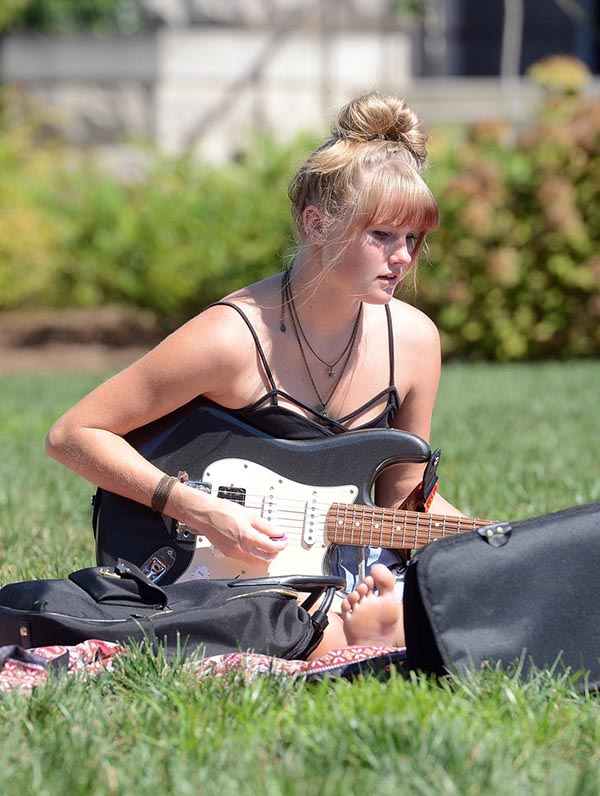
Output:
top-left (151, 474), bottom-right (180, 513)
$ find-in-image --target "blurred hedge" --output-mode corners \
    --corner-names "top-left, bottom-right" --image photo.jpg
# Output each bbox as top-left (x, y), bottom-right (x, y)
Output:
top-left (420, 90), bottom-right (600, 360)
top-left (0, 128), bottom-right (304, 331)
top-left (1, 85), bottom-right (599, 360)
top-left (4, 0), bottom-right (146, 34)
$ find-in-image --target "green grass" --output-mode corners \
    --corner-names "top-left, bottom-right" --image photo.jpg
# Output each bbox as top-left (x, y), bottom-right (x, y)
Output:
top-left (1, 362), bottom-right (599, 796)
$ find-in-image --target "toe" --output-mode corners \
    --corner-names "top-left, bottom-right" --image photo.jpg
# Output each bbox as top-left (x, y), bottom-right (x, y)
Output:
top-left (355, 582), bottom-right (370, 601)
top-left (369, 564), bottom-right (396, 595)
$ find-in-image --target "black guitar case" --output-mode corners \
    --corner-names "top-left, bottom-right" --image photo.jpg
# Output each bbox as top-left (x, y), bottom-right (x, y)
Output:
top-left (0, 560), bottom-right (345, 661)
top-left (403, 502), bottom-right (600, 688)
top-left (92, 401), bottom-right (432, 584)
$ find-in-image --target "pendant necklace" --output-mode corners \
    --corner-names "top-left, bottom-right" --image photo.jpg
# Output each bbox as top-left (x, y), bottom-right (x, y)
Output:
top-left (280, 269), bottom-right (362, 378)
top-left (280, 270), bottom-right (362, 419)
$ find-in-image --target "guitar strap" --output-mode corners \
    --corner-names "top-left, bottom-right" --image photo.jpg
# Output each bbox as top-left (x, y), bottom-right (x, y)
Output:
top-left (399, 448), bottom-right (440, 513)
top-left (396, 448), bottom-right (441, 559)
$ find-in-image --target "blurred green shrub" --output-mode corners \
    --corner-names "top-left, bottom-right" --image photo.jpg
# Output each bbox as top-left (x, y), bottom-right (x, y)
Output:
top-left (7, 0), bottom-right (145, 34)
top-left (416, 88), bottom-right (600, 360)
top-left (0, 81), bottom-right (599, 360)
top-left (0, 129), bottom-right (307, 331)
top-left (0, 124), bottom-right (67, 308)
top-left (52, 139), bottom-right (302, 330)
top-left (527, 54), bottom-right (593, 96)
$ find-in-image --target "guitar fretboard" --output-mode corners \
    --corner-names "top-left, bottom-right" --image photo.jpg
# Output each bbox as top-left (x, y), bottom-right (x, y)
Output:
top-left (326, 503), bottom-right (491, 549)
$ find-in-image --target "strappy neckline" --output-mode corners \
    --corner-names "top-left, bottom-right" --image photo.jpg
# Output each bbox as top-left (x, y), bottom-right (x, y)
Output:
top-left (208, 300), bottom-right (399, 430)
top-left (235, 386), bottom-right (399, 433)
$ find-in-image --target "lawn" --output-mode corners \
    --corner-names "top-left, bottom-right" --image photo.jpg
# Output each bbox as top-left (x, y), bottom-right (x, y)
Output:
top-left (0, 362), bottom-right (599, 796)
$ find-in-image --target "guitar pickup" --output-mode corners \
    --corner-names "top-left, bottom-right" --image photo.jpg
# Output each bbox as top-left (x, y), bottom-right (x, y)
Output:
top-left (217, 486), bottom-right (246, 505)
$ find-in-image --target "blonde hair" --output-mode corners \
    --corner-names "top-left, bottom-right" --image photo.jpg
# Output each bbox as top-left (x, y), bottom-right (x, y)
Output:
top-left (288, 91), bottom-right (439, 258)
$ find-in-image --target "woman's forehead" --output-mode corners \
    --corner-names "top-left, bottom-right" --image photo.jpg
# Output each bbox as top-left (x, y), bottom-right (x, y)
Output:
top-left (369, 213), bottom-right (422, 228)
top-left (362, 202), bottom-right (437, 230)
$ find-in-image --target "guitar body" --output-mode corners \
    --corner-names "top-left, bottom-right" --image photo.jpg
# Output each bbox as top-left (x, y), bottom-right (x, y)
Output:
top-left (94, 403), bottom-right (432, 584)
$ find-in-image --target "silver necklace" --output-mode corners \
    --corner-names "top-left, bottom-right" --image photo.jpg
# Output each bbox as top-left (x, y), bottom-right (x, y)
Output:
top-left (280, 270), bottom-right (363, 378)
top-left (281, 270), bottom-right (362, 418)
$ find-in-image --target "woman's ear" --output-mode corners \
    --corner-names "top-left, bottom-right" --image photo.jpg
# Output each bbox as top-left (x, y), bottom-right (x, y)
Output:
top-left (302, 205), bottom-right (326, 244)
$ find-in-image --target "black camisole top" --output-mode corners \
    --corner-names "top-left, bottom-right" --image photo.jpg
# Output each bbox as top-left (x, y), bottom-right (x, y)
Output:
top-left (201, 301), bottom-right (406, 591)
top-left (204, 301), bottom-right (401, 438)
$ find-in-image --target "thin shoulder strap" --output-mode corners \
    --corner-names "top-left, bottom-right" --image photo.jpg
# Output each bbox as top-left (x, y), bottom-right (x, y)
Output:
top-left (208, 301), bottom-right (278, 392)
top-left (385, 303), bottom-right (395, 387)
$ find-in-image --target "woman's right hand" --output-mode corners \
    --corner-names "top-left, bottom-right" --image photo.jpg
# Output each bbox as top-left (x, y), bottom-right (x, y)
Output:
top-left (169, 483), bottom-right (288, 566)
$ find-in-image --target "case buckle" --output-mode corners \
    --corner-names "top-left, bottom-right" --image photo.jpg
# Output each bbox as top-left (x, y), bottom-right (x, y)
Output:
top-left (477, 522), bottom-right (512, 547)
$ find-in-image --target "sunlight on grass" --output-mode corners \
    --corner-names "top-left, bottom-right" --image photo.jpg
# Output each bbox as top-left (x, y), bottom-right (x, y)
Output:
top-left (1, 363), bottom-right (599, 796)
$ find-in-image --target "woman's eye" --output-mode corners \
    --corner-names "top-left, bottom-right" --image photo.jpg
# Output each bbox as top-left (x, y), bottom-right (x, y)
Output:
top-left (373, 230), bottom-right (389, 240)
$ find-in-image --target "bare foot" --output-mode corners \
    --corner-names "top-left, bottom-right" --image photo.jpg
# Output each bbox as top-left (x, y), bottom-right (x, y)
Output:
top-left (340, 564), bottom-right (402, 647)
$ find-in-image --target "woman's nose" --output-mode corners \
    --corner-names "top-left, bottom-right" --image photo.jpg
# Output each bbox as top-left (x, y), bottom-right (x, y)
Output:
top-left (389, 240), bottom-right (413, 267)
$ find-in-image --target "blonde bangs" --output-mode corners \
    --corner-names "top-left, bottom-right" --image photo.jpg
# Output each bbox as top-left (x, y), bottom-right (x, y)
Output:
top-left (347, 159), bottom-right (439, 234)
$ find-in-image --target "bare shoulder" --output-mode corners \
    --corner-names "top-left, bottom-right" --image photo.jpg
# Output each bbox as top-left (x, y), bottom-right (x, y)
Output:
top-left (136, 275), bottom-right (283, 401)
top-left (188, 301), bottom-right (257, 357)
top-left (161, 274), bottom-right (280, 360)
top-left (49, 282), bottom-right (281, 440)
top-left (387, 297), bottom-right (440, 356)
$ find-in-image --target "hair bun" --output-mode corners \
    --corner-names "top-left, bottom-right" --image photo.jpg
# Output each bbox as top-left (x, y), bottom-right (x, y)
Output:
top-left (331, 91), bottom-right (428, 166)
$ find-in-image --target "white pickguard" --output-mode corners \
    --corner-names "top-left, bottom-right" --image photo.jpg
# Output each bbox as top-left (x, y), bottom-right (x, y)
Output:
top-left (177, 458), bottom-right (359, 582)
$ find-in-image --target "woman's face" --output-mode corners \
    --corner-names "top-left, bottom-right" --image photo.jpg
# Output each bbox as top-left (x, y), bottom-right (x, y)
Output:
top-left (324, 220), bottom-right (419, 304)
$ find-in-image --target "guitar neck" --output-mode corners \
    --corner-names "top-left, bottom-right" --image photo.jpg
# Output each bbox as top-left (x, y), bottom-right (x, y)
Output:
top-left (326, 503), bottom-right (491, 549)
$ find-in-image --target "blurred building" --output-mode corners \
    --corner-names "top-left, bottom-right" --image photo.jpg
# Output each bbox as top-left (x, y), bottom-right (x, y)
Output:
top-left (1, 0), bottom-right (598, 164)
top-left (429, 0), bottom-right (599, 77)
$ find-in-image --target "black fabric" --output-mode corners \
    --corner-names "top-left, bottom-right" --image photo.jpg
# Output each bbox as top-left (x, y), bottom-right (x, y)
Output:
top-left (0, 644), bottom-right (69, 671)
top-left (197, 393), bottom-right (400, 441)
top-left (404, 502), bottom-right (600, 688)
top-left (0, 562), bottom-right (344, 661)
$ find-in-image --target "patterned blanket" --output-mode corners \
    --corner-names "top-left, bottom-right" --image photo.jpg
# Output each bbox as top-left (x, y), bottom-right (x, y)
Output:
top-left (0, 641), bottom-right (406, 695)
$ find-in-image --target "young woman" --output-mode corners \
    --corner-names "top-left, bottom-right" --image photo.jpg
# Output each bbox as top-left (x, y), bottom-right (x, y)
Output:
top-left (46, 91), bottom-right (465, 654)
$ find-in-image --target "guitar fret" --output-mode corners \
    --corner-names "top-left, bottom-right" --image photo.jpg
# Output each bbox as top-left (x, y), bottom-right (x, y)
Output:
top-left (369, 506), bottom-right (375, 546)
top-left (377, 506), bottom-right (385, 547)
top-left (326, 502), bottom-right (490, 550)
top-left (336, 503), bottom-right (343, 544)
top-left (356, 504), bottom-right (365, 546)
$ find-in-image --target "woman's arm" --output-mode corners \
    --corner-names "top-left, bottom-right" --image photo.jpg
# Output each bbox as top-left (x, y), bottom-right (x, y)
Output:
top-left (45, 306), bottom-right (288, 564)
top-left (374, 302), bottom-right (465, 517)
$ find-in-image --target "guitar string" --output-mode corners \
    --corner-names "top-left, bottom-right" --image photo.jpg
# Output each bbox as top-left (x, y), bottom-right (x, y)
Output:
top-left (187, 488), bottom-right (476, 536)
top-left (189, 492), bottom-right (475, 544)
top-left (220, 491), bottom-right (473, 531)
top-left (228, 493), bottom-right (467, 528)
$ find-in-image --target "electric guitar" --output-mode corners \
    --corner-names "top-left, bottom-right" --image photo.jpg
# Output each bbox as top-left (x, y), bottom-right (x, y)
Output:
top-left (94, 403), bottom-right (490, 584)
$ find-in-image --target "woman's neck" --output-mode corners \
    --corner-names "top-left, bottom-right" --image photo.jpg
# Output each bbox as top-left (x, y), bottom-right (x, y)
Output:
top-left (287, 251), bottom-right (362, 338)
